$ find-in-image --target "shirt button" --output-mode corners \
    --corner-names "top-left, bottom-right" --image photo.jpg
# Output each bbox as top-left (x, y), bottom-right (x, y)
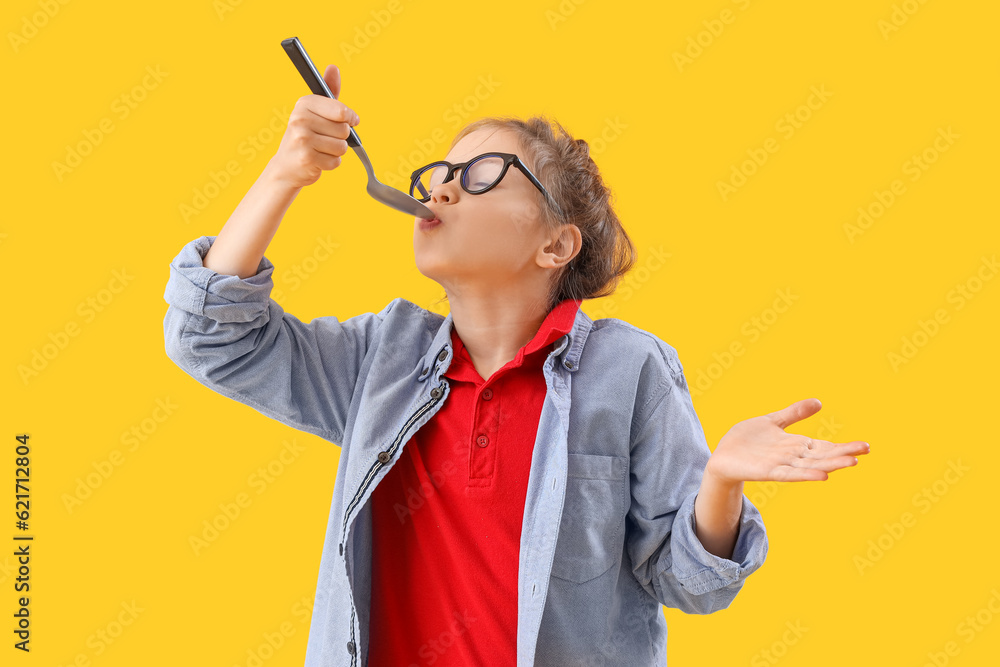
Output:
top-left (438, 349), bottom-right (448, 361)
top-left (482, 388), bottom-right (493, 400)
top-left (346, 641), bottom-right (356, 655)
top-left (563, 359), bottom-right (574, 369)
top-left (476, 435), bottom-right (489, 448)
top-left (377, 451), bottom-right (390, 463)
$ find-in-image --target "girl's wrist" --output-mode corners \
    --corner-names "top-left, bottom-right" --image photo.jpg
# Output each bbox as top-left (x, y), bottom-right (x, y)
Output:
top-left (703, 457), bottom-right (743, 490)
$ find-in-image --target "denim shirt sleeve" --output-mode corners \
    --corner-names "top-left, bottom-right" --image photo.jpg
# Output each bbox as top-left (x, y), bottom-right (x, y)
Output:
top-left (161, 235), bottom-right (390, 445)
top-left (626, 345), bottom-right (768, 614)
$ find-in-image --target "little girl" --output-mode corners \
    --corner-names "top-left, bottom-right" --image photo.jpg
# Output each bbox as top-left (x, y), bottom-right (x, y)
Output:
top-left (163, 64), bottom-right (869, 666)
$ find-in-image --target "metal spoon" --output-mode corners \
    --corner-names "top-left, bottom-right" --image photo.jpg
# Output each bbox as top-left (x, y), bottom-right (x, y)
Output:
top-left (281, 37), bottom-right (436, 219)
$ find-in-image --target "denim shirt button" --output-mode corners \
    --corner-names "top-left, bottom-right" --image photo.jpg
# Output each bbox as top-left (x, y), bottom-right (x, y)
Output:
top-left (438, 349), bottom-right (448, 362)
top-left (431, 387), bottom-right (443, 398)
top-left (377, 451), bottom-right (390, 463)
top-left (563, 359), bottom-right (574, 369)
top-left (346, 641), bottom-right (356, 655)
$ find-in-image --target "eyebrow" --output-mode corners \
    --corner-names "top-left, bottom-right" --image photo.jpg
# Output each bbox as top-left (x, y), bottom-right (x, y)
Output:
top-left (439, 152), bottom-right (496, 164)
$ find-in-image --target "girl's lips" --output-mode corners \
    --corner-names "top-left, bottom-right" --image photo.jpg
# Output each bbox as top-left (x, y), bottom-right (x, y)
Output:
top-left (418, 217), bottom-right (442, 231)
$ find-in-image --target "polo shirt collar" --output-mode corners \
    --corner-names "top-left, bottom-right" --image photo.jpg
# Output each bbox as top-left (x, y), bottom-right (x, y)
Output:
top-left (418, 298), bottom-right (593, 383)
top-left (445, 298), bottom-right (581, 380)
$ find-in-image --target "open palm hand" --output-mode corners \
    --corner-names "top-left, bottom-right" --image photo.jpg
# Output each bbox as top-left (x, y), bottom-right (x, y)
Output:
top-left (706, 398), bottom-right (871, 484)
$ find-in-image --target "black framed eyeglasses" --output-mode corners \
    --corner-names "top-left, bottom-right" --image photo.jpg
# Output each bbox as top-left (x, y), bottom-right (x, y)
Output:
top-left (409, 152), bottom-right (564, 217)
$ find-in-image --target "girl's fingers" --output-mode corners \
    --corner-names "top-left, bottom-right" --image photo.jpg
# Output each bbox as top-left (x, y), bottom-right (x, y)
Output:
top-left (815, 455), bottom-right (859, 471)
top-left (767, 398), bottom-right (823, 429)
top-left (831, 440), bottom-right (871, 456)
top-left (799, 439), bottom-right (870, 458)
top-left (769, 440), bottom-right (870, 480)
top-left (775, 466), bottom-right (829, 482)
top-left (786, 454), bottom-right (860, 473)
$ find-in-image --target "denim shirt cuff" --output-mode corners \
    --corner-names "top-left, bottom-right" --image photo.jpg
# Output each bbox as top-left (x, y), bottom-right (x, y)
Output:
top-left (163, 236), bottom-right (275, 323)
top-left (668, 489), bottom-right (769, 596)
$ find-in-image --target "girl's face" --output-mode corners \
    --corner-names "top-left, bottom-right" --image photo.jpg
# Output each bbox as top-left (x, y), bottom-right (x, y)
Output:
top-left (413, 127), bottom-right (559, 298)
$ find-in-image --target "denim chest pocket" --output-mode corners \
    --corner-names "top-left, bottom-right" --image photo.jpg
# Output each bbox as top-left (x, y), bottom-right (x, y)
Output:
top-left (550, 452), bottom-right (628, 584)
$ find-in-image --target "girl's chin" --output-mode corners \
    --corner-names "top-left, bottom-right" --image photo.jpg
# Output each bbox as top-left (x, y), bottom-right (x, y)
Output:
top-left (413, 258), bottom-right (446, 281)
top-left (414, 252), bottom-right (491, 280)
top-left (413, 263), bottom-right (469, 289)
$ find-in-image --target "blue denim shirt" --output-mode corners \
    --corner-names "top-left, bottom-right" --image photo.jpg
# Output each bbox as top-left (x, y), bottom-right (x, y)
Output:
top-left (162, 236), bottom-right (768, 666)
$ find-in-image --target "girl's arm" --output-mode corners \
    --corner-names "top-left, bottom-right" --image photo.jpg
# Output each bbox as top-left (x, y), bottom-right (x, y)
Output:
top-left (163, 235), bottom-right (396, 446)
top-left (695, 398), bottom-right (870, 561)
top-left (201, 159), bottom-right (301, 279)
top-left (203, 63), bottom-right (360, 278)
top-left (693, 475), bottom-right (744, 560)
top-left (625, 347), bottom-right (768, 615)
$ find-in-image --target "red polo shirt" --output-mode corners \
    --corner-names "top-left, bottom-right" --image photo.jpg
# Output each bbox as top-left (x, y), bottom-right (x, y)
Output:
top-left (367, 297), bottom-right (582, 666)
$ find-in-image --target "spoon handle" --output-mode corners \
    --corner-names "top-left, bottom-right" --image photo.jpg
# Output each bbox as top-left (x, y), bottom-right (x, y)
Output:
top-left (281, 37), bottom-right (361, 149)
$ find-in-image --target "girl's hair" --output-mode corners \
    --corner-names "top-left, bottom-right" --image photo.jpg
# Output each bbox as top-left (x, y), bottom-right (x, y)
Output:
top-left (431, 115), bottom-right (637, 314)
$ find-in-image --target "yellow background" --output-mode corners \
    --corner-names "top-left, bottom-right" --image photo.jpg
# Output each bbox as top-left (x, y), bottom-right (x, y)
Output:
top-left (3, 0), bottom-right (998, 664)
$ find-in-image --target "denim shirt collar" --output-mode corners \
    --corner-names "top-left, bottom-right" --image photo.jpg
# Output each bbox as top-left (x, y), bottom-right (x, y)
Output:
top-left (417, 306), bottom-right (594, 383)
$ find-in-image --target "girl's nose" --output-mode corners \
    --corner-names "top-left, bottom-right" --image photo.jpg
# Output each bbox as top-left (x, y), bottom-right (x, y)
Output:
top-left (430, 183), bottom-right (457, 204)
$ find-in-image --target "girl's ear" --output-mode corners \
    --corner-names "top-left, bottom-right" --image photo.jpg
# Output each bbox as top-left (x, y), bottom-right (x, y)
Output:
top-left (541, 224), bottom-right (582, 268)
top-left (554, 224), bottom-right (582, 261)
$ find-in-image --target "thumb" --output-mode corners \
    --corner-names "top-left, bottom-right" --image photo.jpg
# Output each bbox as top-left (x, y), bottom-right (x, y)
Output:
top-left (767, 397), bottom-right (821, 429)
top-left (324, 64), bottom-right (342, 99)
